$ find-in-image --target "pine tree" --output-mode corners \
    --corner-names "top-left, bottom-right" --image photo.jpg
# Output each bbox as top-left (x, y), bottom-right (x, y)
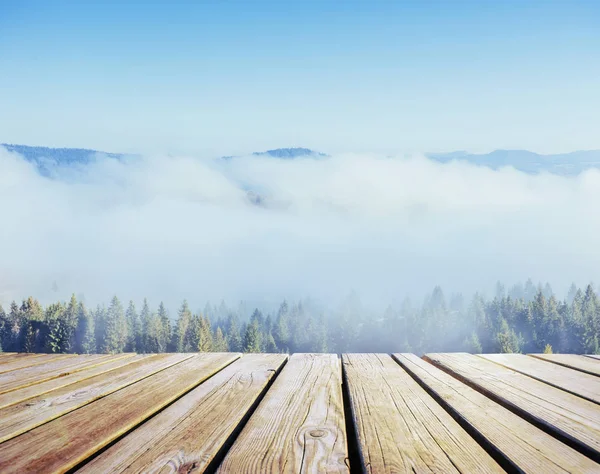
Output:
top-left (463, 332), bottom-right (482, 353)
top-left (244, 319), bottom-right (262, 353)
top-left (213, 327), bottom-right (229, 352)
top-left (61, 294), bottom-right (79, 352)
top-left (139, 299), bottom-right (151, 353)
top-left (75, 302), bottom-right (96, 353)
top-left (125, 301), bottom-right (141, 352)
top-left (198, 316), bottom-right (214, 352)
top-left (158, 302), bottom-right (171, 352)
top-left (5, 301), bottom-right (22, 352)
top-left (582, 284), bottom-right (600, 353)
top-left (172, 300), bottom-right (192, 352)
top-left (46, 302), bottom-right (68, 353)
top-left (226, 313), bottom-right (243, 352)
top-left (496, 319), bottom-right (521, 353)
top-left (18, 297), bottom-right (45, 352)
top-left (145, 312), bottom-right (162, 353)
top-left (94, 305), bottom-right (107, 353)
top-left (184, 314), bottom-right (202, 352)
top-left (102, 296), bottom-right (126, 354)
top-left (273, 301), bottom-right (290, 352)
top-left (263, 331), bottom-right (278, 353)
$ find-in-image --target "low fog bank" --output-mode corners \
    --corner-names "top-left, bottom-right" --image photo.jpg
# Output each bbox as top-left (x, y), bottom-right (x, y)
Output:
top-left (2, 147), bottom-right (600, 312)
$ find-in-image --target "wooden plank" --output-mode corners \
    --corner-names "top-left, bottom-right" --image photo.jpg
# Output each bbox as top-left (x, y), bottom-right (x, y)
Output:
top-left (0, 353), bottom-right (34, 364)
top-left (394, 354), bottom-right (600, 473)
top-left (0, 354), bottom-right (72, 374)
top-left (342, 353), bottom-right (502, 473)
top-left (77, 354), bottom-right (287, 473)
top-left (0, 353), bottom-right (139, 410)
top-left (0, 353), bottom-right (194, 443)
top-left (480, 353), bottom-right (600, 404)
top-left (217, 353), bottom-right (349, 473)
top-left (529, 353), bottom-right (600, 377)
top-left (0, 353), bottom-right (123, 394)
top-left (0, 353), bottom-right (240, 474)
top-left (585, 354), bottom-right (600, 360)
top-left (425, 352), bottom-right (600, 461)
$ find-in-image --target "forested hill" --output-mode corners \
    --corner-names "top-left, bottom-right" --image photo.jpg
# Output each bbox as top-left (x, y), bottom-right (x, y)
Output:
top-left (1, 144), bottom-right (124, 176)
top-left (5, 144), bottom-right (600, 175)
top-left (1, 280), bottom-right (599, 356)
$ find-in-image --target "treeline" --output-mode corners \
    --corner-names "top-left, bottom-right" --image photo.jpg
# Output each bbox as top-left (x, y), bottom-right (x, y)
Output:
top-left (0, 279), bottom-right (599, 355)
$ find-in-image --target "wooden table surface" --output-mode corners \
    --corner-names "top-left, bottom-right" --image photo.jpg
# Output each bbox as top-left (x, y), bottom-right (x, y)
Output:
top-left (0, 351), bottom-right (598, 473)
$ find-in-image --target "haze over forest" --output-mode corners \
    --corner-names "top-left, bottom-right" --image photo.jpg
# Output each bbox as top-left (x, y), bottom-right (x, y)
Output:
top-left (3, 143), bottom-right (600, 319)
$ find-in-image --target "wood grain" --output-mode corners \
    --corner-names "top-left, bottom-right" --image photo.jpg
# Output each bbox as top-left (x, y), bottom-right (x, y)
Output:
top-left (0, 353), bottom-right (36, 364)
top-left (425, 352), bottom-right (600, 461)
top-left (217, 353), bottom-right (349, 474)
top-left (0, 353), bottom-right (193, 443)
top-left (529, 354), bottom-right (600, 377)
top-left (0, 353), bottom-right (139, 410)
top-left (0, 354), bottom-right (71, 374)
top-left (480, 353), bottom-right (600, 404)
top-left (0, 353), bottom-right (240, 474)
top-left (0, 353), bottom-right (121, 394)
top-left (77, 353), bottom-right (287, 473)
top-left (343, 353), bottom-right (502, 474)
top-left (394, 354), bottom-right (600, 473)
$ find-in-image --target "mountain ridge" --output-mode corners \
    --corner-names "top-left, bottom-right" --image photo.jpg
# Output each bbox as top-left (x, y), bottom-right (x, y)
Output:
top-left (3, 143), bottom-right (600, 176)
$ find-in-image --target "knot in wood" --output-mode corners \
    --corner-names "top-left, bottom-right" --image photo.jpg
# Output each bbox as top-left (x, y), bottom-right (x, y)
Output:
top-left (309, 429), bottom-right (326, 438)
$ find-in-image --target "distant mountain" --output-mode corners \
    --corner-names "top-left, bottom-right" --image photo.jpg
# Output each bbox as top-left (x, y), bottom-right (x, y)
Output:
top-left (1, 144), bottom-right (124, 176)
top-left (223, 147), bottom-right (328, 160)
top-left (4, 143), bottom-right (600, 176)
top-left (427, 149), bottom-right (600, 175)
top-left (253, 147), bottom-right (328, 159)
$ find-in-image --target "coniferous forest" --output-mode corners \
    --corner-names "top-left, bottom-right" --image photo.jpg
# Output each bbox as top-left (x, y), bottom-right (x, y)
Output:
top-left (1, 280), bottom-right (599, 355)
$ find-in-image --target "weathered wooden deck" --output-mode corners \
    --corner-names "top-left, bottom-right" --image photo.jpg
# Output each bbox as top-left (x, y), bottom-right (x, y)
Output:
top-left (0, 352), bottom-right (599, 473)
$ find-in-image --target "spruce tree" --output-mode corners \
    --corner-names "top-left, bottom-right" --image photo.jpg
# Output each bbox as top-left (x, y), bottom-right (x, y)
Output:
top-left (198, 316), bottom-right (214, 352)
top-left (139, 299), bottom-right (151, 353)
top-left (18, 297), bottom-right (44, 352)
top-left (213, 327), bottom-right (229, 352)
top-left (158, 302), bottom-right (171, 352)
top-left (172, 300), bottom-right (192, 352)
top-left (463, 332), bottom-right (482, 353)
top-left (244, 319), bottom-right (262, 353)
top-left (273, 301), bottom-right (290, 352)
top-left (495, 318), bottom-right (521, 353)
top-left (94, 305), bottom-right (107, 353)
top-left (263, 331), bottom-right (278, 353)
top-left (125, 301), bottom-right (141, 352)
top-left (226, 313), bottom-right (243, 352)
top-left (102, 296), bottom-right (125, 354)
top-left (62, 294), bottom-right (79, 352)
top-left (46, 302), bottom-right (68, 353)
top-left (582, 284), bottom-right (600, 353)
top-left (183, 314), bottom-right (202, 352)
top-left (5, 301), bottom-right (22, 352)
top-left (145, 311), bottom-right (161, 353)
top-left (75, 302), bottom-right (96, 354)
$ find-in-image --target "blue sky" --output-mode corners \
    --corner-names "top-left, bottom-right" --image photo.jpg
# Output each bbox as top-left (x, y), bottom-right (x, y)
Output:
top-left (1, 0), bottom-right (599, 155)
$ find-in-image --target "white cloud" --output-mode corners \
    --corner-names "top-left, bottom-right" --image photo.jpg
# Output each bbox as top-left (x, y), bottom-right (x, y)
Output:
top-left (2, 148), bottom-right (600, 312)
